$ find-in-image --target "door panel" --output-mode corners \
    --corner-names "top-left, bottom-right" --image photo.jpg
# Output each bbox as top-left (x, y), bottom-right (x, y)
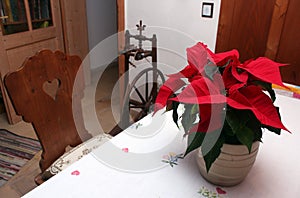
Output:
top-left (216, 0), bottom-right (276, 61)
top-left (275, 0), bottom-right (300, 85)
top-left (216, 0), bottom-right (300, 85)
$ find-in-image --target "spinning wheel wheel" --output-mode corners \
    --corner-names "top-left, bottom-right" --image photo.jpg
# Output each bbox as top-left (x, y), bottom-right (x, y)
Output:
top-left (122, 67), bottom-right (165, 125)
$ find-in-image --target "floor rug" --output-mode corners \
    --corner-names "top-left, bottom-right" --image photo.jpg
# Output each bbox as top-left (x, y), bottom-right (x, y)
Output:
top-left (0, 129), bottom-right (41, 187)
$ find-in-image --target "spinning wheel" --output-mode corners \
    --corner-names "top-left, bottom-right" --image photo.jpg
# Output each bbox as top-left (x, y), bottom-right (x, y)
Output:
top-left (110, 21), bottom-right (165, 135)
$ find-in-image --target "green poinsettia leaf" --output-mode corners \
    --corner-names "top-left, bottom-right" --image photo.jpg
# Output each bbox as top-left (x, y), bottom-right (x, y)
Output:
top-left (226, 109), bottom-right (254, 152)
top-left (263, 122), bottom-right (281, 135)
top-left (263, 124), bottom-right (281, 135)
top-left (244, 111), bottom-right (263, 141)
top-left (202, 134), bottom-right (225, 173)
top-left (225, 110), bottom-right (247, 134)
top-left (172, 101), bottom-right (180, 127)
top-left (204, 64), bottom-right (219, 80)
top-left (222, 119), bottom-right (235, 136)
top-left (254, 129), bottom-right (263, 142)
top-left (182, 104), bottom-right (197, 134)
top-left (235, 127), bottom-right (254, 153)
top-left (185, 131), bottom-right (206, 157)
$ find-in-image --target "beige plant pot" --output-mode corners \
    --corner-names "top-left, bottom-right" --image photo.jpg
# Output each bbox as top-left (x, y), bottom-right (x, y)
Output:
top-left (196, 141), bottom-right (260, 187)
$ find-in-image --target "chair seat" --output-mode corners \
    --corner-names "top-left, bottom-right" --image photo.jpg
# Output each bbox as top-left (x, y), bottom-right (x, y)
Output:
top-left (41, 133), bottom-right (112, 180)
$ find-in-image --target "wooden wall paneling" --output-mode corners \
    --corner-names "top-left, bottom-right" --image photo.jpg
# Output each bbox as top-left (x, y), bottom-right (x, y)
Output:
top-left (3, 27), bottom-right (57, 53)
top-left (6, 39), bottom-right (57, 71)
top-left (60, 0), bottom-right (90, 85)
top-left (0, 39), bottom-right (9, 76)
top-left (0, 40), bottom-right (20, 124)
top-left (216, 0), bottom-right (276, 62)
top-left (51, 0), bottom-right (65, 51)
top-left (275, 0), bottom-right (300, 85)
top-left (0, 74), bottom-right (20, 123)
top-left (59, 0), bottom-right (89, 59)
top-left (265, 0), bottom-right (290, 60)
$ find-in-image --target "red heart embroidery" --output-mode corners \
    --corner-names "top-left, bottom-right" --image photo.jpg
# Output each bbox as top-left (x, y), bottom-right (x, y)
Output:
top-left (122, 148), bottom-right (129, 153)
top-left (71, 170), bottom-right (80, 176)
top-left (216, 187), bottom-right (226, 194)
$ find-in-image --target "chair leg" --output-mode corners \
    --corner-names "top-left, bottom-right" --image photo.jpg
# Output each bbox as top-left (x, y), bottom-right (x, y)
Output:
top-left (34, 173), bottom-right (45, 185)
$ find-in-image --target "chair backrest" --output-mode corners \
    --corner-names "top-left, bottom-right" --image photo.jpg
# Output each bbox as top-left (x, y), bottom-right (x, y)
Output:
top-left (4, 50), bottom-right (92, 172)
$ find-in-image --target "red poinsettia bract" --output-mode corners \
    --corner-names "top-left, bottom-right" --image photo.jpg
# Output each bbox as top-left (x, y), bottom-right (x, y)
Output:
top-left (154, 42), bottom-right (289, 133)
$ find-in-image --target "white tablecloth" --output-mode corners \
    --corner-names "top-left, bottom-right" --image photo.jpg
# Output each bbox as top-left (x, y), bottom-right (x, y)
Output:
top-left (23, 94), bottom-right (300, 198)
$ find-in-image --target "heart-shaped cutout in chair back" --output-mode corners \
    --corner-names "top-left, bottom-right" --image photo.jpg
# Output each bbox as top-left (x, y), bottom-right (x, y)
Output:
top-left (43, 79), bottom-right (60, 100)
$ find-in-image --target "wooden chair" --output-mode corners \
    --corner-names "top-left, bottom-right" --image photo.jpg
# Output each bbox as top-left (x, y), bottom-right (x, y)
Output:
top-left (4, 50), bottom-right (94, 184)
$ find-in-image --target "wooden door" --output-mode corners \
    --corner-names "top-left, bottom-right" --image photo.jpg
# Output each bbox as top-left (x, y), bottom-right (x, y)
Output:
top-left (216, 0), bottom-right (276, 61)
top-left (274, 0), bottom-right (300, 85)
top-left (117, 0), bottom-right (125, 106)
top-left (216, 0), bottom-right (300, 85)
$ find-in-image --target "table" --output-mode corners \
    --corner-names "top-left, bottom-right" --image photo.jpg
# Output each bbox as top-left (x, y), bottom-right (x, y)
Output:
top-left (23, 94), bottom-right (300, 198)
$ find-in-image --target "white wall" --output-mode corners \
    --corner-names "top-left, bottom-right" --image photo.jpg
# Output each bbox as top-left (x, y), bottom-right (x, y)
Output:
top-left (85, 0), bottom-right (221, 71)
top-left (86, 0), bottom-right (118, 70)
top-left (125, 0), bottom-right (221, 51)
top-left (86, 0), bottom-right (117, 50)
top-left (124, 0), bottom-right (221, 73)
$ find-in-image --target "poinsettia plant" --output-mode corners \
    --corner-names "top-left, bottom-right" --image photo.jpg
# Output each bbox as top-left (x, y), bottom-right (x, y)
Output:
top-left (154, 42), bottom-right (289, 172)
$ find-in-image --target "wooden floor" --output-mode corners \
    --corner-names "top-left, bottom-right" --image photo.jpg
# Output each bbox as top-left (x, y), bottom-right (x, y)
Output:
top-left (0, 64), bottom-right (120, 197)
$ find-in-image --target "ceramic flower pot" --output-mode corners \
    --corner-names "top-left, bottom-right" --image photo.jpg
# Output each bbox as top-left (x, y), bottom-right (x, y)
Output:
top-left (196, 141), bottom-right (260, 187)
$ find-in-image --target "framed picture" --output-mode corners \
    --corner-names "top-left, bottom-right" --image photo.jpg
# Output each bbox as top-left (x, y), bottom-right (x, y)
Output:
top-left (202, 2), bottom-right (214, 18)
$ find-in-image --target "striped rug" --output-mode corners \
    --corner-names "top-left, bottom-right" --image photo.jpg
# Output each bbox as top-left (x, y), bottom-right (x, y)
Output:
top-left (0, 129), bottom-right (41, 187)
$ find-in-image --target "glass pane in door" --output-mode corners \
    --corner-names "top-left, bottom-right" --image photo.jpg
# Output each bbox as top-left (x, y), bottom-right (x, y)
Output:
top-left (29, 0), bottom-right (53, 30)
top-left (0, 0), bottom-right (28, 35)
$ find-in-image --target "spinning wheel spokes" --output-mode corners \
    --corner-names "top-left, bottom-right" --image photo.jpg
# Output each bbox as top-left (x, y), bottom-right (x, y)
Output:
top-left (122, 68), bottom-right (165, 126)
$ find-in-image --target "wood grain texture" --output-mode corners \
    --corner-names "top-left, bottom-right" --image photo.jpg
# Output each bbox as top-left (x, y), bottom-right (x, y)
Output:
top-left (265, 0), bottom-right (289, 59)
top-left (216, 0), bottom-right (300, 85)
top-left (4, 50), bottom-right (92, 175)
top-left (60, 0), bottom-right (89, 61)
top-left (2, 27), bottom-right (57, 50)
top-left (216, 0), bottom-right (276, 61)
top-left (60, 0), bottom-right (90, 85)
top-left (215, 0), bottom-right (235, 53)
top-left (0, 0), bottom-right (65, 124)
top-left (0, 43), bottom-right (18, 124)
top-left (6, 38), bottom-right (57, 71)
top-left (275, 0), bottom-right (300, 85)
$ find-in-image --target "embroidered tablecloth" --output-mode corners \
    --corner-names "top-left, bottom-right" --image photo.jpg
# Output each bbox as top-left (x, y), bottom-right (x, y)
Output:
top-left (23, 94), bottom-right (300, 198)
